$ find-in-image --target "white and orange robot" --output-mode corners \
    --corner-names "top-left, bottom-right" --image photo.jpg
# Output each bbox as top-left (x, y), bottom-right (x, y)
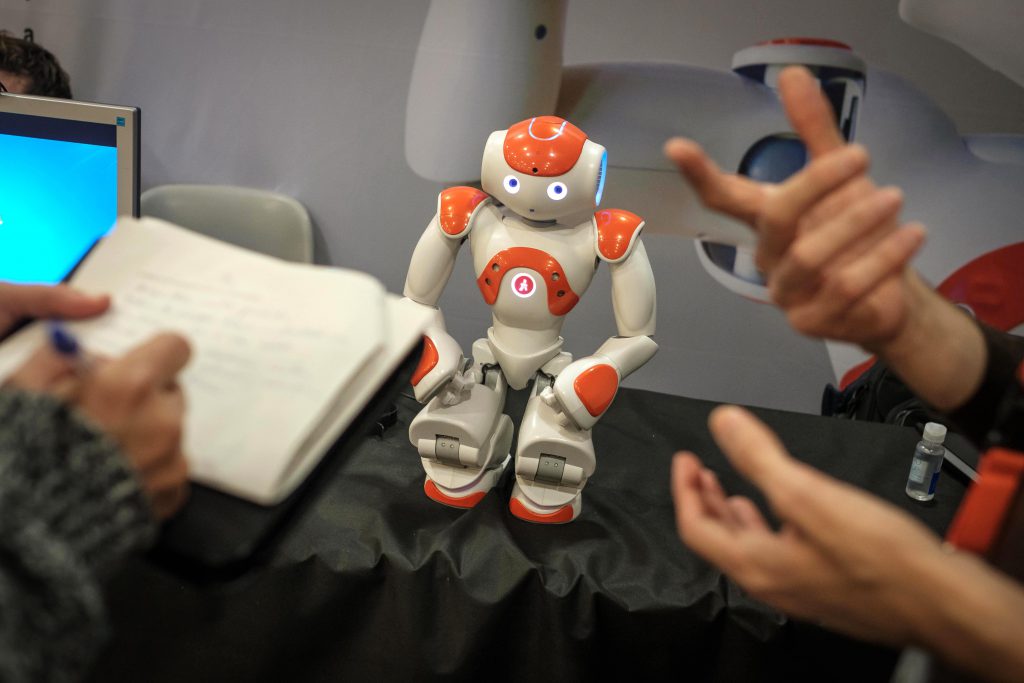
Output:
top-left (401, 115), bottom-right (657, 523)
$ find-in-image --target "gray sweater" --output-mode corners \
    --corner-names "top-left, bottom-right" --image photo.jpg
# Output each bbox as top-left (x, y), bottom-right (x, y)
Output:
top-left (0, 389), bottom-right (155, 682)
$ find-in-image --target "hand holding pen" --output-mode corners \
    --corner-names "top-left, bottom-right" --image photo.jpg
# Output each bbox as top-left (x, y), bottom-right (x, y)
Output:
top-left (5, 319), bottom-right (194, 519)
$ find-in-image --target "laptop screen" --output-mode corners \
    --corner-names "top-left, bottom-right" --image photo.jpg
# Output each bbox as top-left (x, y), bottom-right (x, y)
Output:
top-left (0, 94), bottom-right (139, 285)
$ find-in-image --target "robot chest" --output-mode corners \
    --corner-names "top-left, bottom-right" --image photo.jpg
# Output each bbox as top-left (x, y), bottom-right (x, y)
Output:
top-left (476, 246), bottom-right (582, 317)
top-left (471, 219), bottom-right (596, 318)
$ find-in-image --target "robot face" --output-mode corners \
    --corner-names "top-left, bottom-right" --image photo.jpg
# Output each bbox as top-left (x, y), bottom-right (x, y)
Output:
top-left (481, 116), bottom-right (607, 222)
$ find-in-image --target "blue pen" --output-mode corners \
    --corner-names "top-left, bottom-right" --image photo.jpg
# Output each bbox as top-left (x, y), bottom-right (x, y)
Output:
top-left (48, 322), bottom-right (93, 373)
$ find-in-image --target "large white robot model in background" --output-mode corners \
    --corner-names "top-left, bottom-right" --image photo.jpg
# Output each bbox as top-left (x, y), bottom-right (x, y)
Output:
top-left (401, 116), bottom-right (657, 523)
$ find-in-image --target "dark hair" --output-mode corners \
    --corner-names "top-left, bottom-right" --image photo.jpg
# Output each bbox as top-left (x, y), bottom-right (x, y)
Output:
top-left (0, 32), bottom-right (72, 98)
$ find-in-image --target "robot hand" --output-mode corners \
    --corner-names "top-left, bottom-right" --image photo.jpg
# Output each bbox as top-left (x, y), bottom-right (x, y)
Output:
top-left (437, 364), bottom-right (476, 406)
top-left (410, 328), bottom-right (472, 404)
top-left (541, 356), bottom-right (621, 431)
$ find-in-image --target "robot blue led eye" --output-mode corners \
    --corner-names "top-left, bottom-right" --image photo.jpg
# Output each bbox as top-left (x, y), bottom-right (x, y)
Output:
top-left (547, 181), bottom-right (567, 201)
top-left (503, 175), bottom-right (521, 194)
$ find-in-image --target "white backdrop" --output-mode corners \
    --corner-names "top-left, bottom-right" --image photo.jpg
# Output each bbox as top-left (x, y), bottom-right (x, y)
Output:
top-left (2, 0), bottom-right (1022, 413)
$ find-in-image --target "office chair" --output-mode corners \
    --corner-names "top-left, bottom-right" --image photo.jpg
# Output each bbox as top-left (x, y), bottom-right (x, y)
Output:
top-left (140, 184), bottom-right (314, 263)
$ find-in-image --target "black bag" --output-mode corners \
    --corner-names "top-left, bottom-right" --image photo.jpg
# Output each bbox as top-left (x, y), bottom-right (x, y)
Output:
top-left (821, 360), bottom-right (944, 429)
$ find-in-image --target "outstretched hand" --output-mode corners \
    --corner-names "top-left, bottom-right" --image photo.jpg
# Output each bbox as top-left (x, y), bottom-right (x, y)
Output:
top-left (671, 405), bottom-right (943, 644)
top-left (673, 405), bottom-right (1024, 682)
top-left (664, 66), bottom-right (927, 349)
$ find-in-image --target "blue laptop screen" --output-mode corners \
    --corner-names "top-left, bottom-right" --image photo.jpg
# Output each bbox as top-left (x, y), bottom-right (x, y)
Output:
top-left (0, 112), bottom-right (118, 284)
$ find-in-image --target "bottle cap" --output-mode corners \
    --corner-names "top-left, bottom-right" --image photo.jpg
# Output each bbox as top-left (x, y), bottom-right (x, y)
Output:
top-left (923, 422), bottom-right (947, 444)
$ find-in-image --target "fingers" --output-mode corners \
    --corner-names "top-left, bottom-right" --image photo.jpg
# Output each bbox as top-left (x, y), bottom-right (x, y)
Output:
top-left (672, 453), bottom-right (737, 559)
top-left (699, 467), bottom-right (736, 525)
top-left (671, 452), bottom-right (708, 530)
top-left (756, 145), bottom-right (871, 271)
top-left (672, 451), bottom-right (774, 575)
top-left (5, 345), bottom-right (76, 393)
top-left (768, 186), bottom-right (905, 306)
top-left (766, 145), bottom-right (870, 232)
top-left (800, 174), bottom-right (879, 235)
top-left (0, 283), bottom-right (110, 323)
top-left (7, 335), bottom-right (191, 522)
top-left (707, 406), bottom-right (842, 533)
top-left (727, 497), bottom-right (770, 532)
top-left (785, 224), bottom-right (926, 335)
top-left (143, 450), bottom-right (190, 519)
top-left (119, 382), bottom-right (189, 520)
top-left (110, 333), bottom-right (192, 392)
top-left (664, 137), bottom-right (767, 226)
top-left (81, 334), bottom-right (189, 423)
top-left (707, 404), bottom-right (920, 562)
top-left (707, 406), bottom-right (799, 489)
top-left (66, 333), bottom-right (192, 521)
top-left (141, 383), bottom-right (189, 520)
top-left (778, 66), bottom-right (846, 157)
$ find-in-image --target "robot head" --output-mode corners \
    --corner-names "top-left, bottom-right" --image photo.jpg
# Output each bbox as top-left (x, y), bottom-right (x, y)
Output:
top-left (481, 116), bottom-right (607, 222)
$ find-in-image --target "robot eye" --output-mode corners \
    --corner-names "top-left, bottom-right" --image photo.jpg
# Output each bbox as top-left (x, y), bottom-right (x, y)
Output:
top-left (503, 175), bottom-right (521, 194)
top-left (546, 181), bottom-right (568, 201)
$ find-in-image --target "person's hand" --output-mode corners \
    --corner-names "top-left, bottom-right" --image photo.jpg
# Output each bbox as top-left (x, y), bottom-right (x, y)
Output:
top-left (758, 160), bottom-right (928, 348)
top-left (671, 404), bottom-right (946, 645)
top-left (7, 333), bottom-right (192, 519)
top-left (0, 283), bottom-right (110, 336)
top-left (664, 66), bottom-right (927, 350)
top-left (665, 66), bottom-right (986, 407)
top-left (673, 405), bottom-right (1024, 682)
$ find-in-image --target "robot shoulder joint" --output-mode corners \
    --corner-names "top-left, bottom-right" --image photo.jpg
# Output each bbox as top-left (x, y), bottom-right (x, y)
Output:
top-left (593, 208), bottom-right (645, 263)
top-left (436, 186), bottom-right (492, 239)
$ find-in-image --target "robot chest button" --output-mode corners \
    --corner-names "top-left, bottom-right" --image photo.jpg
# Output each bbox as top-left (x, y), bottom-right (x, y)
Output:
top-left (477, 247), bottom-right (579, 316)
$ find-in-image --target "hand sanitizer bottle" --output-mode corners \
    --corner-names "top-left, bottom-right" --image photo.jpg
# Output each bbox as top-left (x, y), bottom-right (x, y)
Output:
top-left (905, 422), bottom-right (947, 502)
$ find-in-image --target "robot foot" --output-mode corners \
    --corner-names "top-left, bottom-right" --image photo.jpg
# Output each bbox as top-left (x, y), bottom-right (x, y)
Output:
top-left (424, 454), bottom-right (510, 509)
top-left (508, 482), bottom-right (581, 524)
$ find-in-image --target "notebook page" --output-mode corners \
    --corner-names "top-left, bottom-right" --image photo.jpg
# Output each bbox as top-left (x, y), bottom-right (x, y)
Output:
top-left (0, 217), bottom-right (385, 500)
top-left (273, 294), bottom-right (431, 501)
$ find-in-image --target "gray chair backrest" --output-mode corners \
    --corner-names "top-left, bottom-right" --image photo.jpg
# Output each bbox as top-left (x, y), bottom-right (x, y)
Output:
top-left (140, 184), bottom-right (314, 263)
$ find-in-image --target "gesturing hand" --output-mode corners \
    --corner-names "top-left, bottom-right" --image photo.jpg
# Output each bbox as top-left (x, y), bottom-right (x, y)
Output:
top-left (671, 405), bottom-right (943, 645)
top-left (664, 66), bottom-right (927, 349)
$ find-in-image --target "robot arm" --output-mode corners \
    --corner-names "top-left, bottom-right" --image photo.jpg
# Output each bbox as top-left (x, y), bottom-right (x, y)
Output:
top-left (404, 188), bottom-right (490, 403)
top-left (401, 299), bottom-right (467, 404)
top-left (546, 225), bottom-right (658, 431)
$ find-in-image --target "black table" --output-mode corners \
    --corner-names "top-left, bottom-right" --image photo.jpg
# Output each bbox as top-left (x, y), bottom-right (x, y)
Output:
top-left (92, 387), bottom-right (968, 682)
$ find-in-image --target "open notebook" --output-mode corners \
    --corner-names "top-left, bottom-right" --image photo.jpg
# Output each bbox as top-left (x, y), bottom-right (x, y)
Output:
top-left (0, 217), bottom-right (428, 505)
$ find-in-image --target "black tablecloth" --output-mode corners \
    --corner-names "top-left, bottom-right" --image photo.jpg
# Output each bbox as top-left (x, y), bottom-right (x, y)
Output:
top-left (92, 387), bottom-right (968, 682)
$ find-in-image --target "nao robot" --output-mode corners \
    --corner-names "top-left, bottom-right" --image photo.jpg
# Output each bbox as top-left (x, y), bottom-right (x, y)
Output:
top-left (401, 115), bottom-right (657, 523)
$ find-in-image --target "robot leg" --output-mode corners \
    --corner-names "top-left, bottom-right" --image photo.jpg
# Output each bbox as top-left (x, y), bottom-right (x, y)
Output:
top-left (510, 375), bottom-right (596, 524)
top-left (408, 355), bottom-right (513, 508)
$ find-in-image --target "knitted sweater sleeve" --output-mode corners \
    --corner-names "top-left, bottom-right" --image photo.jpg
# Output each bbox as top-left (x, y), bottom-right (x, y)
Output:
top-left (0, 390), bottom-right (156, 683)
top-left (946, 323), bottom-right (1024, 450)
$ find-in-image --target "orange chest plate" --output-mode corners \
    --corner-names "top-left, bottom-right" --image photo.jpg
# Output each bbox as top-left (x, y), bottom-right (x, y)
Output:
top-left (476, 247), bottom-right (580, 317)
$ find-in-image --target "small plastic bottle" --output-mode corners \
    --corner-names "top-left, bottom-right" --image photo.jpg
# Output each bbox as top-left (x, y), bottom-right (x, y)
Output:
top-left (905, 422), bottom-right (947, 501)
